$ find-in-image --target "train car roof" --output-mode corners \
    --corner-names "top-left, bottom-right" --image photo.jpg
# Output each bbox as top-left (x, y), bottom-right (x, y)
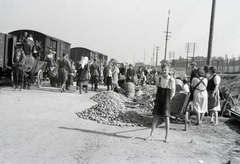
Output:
top-left (8, 29), bottom-right (71, 45)
top-left (71, 47), bottom-right (107, 56)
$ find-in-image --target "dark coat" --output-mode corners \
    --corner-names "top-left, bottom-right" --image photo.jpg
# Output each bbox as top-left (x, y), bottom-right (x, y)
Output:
top-left (57, 57), bottom-right (72, 72)
top-left (77, 64), bottom-right (90, 81)
top-left (126, 68), bottom-right (135, 82)
top-left (90, 62), bottom-right (100, 77)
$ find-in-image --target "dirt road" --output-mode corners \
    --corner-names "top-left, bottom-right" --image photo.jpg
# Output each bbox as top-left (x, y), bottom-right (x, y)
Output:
top-left (0, 84), bottom-right (240, 164)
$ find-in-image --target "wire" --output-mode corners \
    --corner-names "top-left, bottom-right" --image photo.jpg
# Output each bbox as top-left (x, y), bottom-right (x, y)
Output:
top-left (172, 0), bottom-right (202, 37)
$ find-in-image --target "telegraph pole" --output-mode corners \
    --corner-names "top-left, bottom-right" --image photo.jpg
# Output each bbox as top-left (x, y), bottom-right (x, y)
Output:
top-left (156, 46), bottom-right (160, 67)
top-left (193, 43), bottom-right (196, 62)
top-left (152, 45), bottom-right (155, 67)
top-left (207, 0), bottom-right (216, 65)
top-left (144, 49), bottom-right (146, 65)
top-left (164, 10), bottom-right (171, 63)
top-left (186, 43), bottom-right (189, 72)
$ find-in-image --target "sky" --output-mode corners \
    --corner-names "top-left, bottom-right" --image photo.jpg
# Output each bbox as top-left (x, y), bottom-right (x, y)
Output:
top-left (0, 0), bottom-right (239, 65)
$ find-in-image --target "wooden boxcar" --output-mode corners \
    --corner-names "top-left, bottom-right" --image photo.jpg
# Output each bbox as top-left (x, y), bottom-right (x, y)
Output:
top-left (70, 47), bottom-right (108, 66)
top-left (9, 29), bottom-right (71, 61)
top-left (0, 32), bottom-right (17, 77)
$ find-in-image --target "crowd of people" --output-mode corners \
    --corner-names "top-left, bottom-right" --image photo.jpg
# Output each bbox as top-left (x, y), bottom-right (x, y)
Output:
top-left (14, 33), bottom-right (223, 142)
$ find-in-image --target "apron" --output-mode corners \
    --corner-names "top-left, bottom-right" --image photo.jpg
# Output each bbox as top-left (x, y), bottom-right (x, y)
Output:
top-left (153, 77), bottom-right (171, 117)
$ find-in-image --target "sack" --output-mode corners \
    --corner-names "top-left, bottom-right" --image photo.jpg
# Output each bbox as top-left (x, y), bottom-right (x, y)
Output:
top-left (208, 91), bottom-right (218, 109)
top-left (124, 82), bottom-right (135, 98)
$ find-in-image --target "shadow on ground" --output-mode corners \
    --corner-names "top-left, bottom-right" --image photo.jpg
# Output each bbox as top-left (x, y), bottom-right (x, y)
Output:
top-left (58, 126), bottom-right (148, 140)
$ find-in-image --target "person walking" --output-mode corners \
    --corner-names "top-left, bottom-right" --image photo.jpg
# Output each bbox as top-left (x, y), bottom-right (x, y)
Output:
top-left (57, 53), bottom-right (72, 92)
top-left (76, 57), bottom-right (90, 94)
top-left (90, 58), bottom-right (101, 91)
top-left (105, 62), bottom-right (113, 91)
top-left (191, 67), bottom-right (208, 125)
top-left (146, 64), bottom-right (175, 142)
top-left (207, 66), bottom-right (221, 125)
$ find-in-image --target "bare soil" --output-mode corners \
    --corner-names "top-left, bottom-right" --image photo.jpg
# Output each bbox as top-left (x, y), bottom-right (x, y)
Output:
top-left (0, 82), bottom-right (240, 164)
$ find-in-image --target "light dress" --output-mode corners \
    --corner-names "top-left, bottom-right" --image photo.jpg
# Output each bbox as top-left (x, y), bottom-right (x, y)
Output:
top-left (191, 77), bottom-right (208, 114)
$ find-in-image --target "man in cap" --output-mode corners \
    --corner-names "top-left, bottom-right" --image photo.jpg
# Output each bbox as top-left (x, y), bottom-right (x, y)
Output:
top-left (57, 53), bottom-right (72, 92)
top-left (90, 58), bottom-right (101, 91)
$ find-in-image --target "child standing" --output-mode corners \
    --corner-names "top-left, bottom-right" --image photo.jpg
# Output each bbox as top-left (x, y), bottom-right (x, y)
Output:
top-left (146, 64), bottom-right (175, 142)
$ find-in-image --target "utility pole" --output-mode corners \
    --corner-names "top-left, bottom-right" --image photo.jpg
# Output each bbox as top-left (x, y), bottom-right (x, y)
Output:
top-left (193, 43), bottom-right (196, 62)
top-left (164, 10), bottom-right (171, 63)
top-left (156, 46), bottom-right (160, 67)
top-left (207, 0), bottom-right (216, 65)
top-left (152, 45), bottom-right (155, 67)
top-left (144, 49), bottom-right (145, 65)
top-left (186, 43), bottom-right (189, 72)
top-left (133, 54), bottom-right (135, 65)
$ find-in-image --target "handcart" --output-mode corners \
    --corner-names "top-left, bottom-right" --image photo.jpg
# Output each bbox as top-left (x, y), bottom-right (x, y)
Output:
top-left (170, 92), bottom-right (191, 131)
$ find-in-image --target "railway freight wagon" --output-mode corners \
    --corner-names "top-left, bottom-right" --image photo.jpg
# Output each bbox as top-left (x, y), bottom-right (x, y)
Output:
top-left (9, 29), bottom-right (71, 61)
top-left (0, 32), bottom-right (17, 78)
top-left (70, 47), bottom-right (108, 66)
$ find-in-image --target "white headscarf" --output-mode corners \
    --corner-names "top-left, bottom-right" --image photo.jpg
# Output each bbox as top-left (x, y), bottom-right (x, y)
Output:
top-left (79, 57), bottom-right (88, 69)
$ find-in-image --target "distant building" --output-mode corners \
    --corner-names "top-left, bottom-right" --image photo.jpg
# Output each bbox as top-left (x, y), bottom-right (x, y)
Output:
top-left (134, 62), bottom-right (144, 68)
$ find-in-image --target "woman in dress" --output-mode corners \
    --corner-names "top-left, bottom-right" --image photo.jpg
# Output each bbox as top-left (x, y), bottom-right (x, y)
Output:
top-left (207, 66), bottom-right (221, 125)
top-left (76, 57), bottom-right (90, 94)
top-left (146, 64), bottom-right (175, 142)
top-left (191, 67), bottom-right (208, 125)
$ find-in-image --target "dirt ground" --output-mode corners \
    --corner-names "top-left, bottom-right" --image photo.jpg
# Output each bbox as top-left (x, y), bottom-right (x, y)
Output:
top-left (0, 82), bottom-right (240, 164)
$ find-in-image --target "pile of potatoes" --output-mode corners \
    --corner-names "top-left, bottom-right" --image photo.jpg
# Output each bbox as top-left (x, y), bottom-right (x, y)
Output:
top-left (76, 91), bottom-right (153, 127)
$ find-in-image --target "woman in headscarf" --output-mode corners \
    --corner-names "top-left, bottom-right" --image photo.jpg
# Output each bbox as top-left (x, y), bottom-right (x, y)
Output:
top-left (191, 67), bottom-right (208, 125)
top-left (207, 66), bottom-right (221, 125)
top-left (76, 57), bottom-right (90, 94)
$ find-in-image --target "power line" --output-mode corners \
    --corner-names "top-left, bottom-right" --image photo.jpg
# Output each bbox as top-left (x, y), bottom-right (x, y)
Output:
top-left (171, 0), bottom-right (202, 37)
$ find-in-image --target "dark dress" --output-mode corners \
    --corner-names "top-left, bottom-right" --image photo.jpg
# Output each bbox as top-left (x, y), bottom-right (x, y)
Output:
top-left (77, 64), bottom-right (89, 86)
top-left (153, 77), bottom-right (172, 117)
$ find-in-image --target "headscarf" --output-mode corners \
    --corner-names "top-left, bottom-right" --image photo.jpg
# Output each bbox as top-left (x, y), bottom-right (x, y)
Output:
top-left (79, 57), bottom-right (88, 69)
